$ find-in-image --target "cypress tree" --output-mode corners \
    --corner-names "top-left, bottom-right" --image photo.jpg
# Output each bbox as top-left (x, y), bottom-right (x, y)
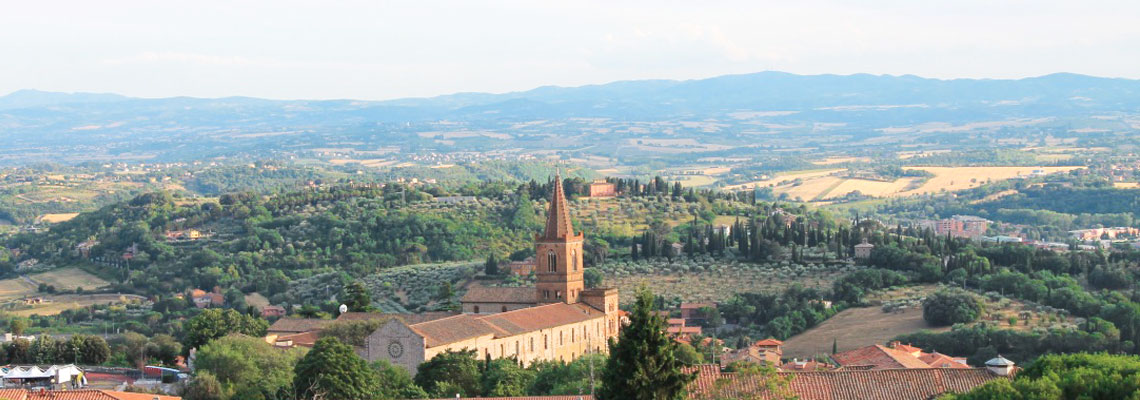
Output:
top-left (598, 287), bottom-right (695, 400)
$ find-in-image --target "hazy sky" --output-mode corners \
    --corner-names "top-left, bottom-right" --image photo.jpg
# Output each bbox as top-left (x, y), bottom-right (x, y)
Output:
top-left (3, 1), bottom-right (1139, 100)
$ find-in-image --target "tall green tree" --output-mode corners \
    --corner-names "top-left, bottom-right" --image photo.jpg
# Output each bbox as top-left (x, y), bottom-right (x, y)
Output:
top-left (338, 281), bottom-right (373, 312)
top-left (294, 337), bottom-right (380, 400)
top-left (371, 359), bottom-right (429, 399)
top-left (185, 308), bottom-right (269, 350)
top-left (598, 286), bottom-right (695, 400)
top-left (482, 358), bottom-right (535, 397)
top-left (195, 334), bottom-right (305, 400)
top-left (414, 349), bottom-right (482, 397)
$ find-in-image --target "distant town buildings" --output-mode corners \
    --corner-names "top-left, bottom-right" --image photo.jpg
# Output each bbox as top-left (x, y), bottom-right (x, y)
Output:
top-left (918, 215), bottom-right (990, 239)
top-left (588, 180), bottom-right (617, 197)
top-left (189, 288), bottom-right (224, 309)
top-left (1068, 227), bottom-right (1139, 241)
top-left (854, 241), bottom-right (875, 260)
top-left (508, 257), bottom-right (536, 276)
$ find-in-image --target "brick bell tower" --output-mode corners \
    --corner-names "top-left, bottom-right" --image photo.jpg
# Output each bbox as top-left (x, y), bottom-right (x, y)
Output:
top-left (536, 171), bottom-right (585, 305)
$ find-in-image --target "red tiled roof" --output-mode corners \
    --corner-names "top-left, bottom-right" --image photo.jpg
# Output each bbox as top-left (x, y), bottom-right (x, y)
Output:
top-left (277, 331), bottom-right (320, 347)
top-left (684, 365), bottom-right (1005, 400)
top-left (409, 314), bottom-right (506, 347)
top-left (18, 390), bottom-right (181, 400)
top-left (831, 345), bottom-right (932, 369)
top-left (408, 303), bottom-right (607, 348)
top-left (335, 311), bottom-right (456, 324)
top-left (267, 318), bottom-right (333, 333)
top-left (667, 326), bottom-right (702, 334)
top-left (477, 303), bottom-right (602, 336)
top-left (667, 318), bottom-right (686, 326)
top-left (755, 338), bottom-right (784, 346)
top-left (680, 302), bottom-right (716, 310)
top-left (918, 352), bottom-right (970, 369)
top-left (428, 396), bottom-right (593, 400)
top-left (0, 389), bottom-right (26, 400)
top-left (461, 286), bottom-right (537, 304)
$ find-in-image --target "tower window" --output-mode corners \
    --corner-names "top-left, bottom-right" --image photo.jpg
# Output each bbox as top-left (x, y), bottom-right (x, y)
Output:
top-left (571, 250), bottom-right (577, 271)
top-left (547, 251), bottom-right (557, 272)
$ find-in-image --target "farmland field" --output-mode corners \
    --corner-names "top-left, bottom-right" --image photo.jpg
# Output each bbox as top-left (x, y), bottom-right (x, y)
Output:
top-left (783, 284), bottom-right (1077, 359)
top-left (600, 259), bottom-right (857, 304)
top-left (5, 293), bottom-right (146, 317)
top-left (28, 268), bottom-right (112, 291)
top-left (0, 278), bottom-right (36, 301)
top-left (725, 166), bottom-right (1082, 202)
top-left (39, 213), bottom-right (80, 223)
top-left (898, 166), bottom-right (1083, 195)
top-left (781, 306), bottom-right (942, 359)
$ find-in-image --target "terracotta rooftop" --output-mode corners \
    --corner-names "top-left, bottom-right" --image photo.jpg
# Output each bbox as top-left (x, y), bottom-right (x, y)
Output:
top-left (13, 390), bottom-right (181, 400)
top-left (754, 338), bottom-right (784, 347)
top-left (275, 331), bottom-right (320, 347)
top-left (918, 352), bottom-right (971, 369)
top-left (461, 286), bottom-right (538, 304)
top-left (680, 302), bottom-right (716, 310)
top-left (409, 314), bottom-right (507, 348)
top-left (408, 303), bottom-right (607, 348)
top-left (335, 311), bottom-right (456, 324)
top-left (428, 396), bottom-right (593, 400)
top-left (831, 345), bottom-right (933, 370)
top-left (540, 172), bottom-right (577, 241)
top-left (685, 364), bottom-right (1006, 400)
top-left (267, 318), bottom-right (333, 333)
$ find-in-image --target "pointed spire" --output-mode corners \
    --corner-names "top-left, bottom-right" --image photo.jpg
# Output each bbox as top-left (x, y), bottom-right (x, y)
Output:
top-left (542, 170), bottom-right (575, 240)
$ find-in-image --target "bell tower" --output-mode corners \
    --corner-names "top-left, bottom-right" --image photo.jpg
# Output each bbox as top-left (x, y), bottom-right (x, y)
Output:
top-left (536, 172), bottom-right (585, 305)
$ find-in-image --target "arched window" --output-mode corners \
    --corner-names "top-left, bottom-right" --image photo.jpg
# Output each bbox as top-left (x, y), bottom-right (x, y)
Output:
top-left (571, 250), bottom-right (578, 271)
top-left (473, 305), bottom-right (480, 313)
top-left (556, 290), bottom-right (562, 299)
top-left (530, 337), bottom-right (534, 352)
top-left (544, 335), bottom-right (548, 349)
top-left (547, 251), bottom-right (557, 272)
top-left (501, 305), bottom-right (507, 312)
top-left (515, 341), bottom-right (519, 355)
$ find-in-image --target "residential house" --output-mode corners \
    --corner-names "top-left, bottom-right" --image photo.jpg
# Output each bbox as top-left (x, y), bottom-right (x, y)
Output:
top-left (588, 180), bottom-right (617, 198)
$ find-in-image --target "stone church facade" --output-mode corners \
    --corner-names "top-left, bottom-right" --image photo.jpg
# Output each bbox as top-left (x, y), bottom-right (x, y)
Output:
top-left (365, 173), bottom-right (621, 375)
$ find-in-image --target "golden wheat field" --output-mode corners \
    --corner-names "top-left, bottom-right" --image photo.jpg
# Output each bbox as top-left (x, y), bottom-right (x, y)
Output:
top-left (727, 166), bottom-right (1083, 202)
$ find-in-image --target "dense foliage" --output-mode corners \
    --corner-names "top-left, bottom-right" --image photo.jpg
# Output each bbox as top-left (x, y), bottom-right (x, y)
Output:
top-left (923, 289), bottom-right (983, 326)
top-left (942, 353), bottom-right (1140, 400)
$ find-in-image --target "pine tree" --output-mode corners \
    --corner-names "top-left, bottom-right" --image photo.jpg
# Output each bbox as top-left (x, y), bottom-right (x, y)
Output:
top-left (485, 253), bottom-right (499, 275)
top-left (598, 287), bottom-right (695, 400)
top-left (832, 338), bottom-right (838, 354)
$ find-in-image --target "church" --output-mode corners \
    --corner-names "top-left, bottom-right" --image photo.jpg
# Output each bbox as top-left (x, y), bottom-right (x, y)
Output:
top-left (364, 174), bottom-right (621, 375)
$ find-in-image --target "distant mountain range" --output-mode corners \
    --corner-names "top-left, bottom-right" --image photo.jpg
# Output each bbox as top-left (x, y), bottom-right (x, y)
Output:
top-left (1, 71), bottom-right (1138, 164)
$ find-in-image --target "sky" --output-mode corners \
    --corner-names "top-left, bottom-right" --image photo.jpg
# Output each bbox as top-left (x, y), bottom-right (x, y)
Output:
top-left (2, 0), bottom-right (1140, 100)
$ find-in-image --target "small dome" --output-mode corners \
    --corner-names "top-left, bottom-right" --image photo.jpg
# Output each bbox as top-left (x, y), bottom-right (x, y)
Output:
top-left (986, 355), bottom-right (1014, 366)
